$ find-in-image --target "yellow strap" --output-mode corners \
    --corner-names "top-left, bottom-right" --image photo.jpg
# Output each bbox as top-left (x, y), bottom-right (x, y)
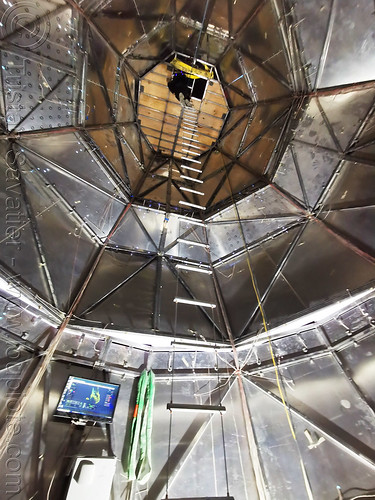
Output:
top-left (171, 57), bottom-right (214, 80)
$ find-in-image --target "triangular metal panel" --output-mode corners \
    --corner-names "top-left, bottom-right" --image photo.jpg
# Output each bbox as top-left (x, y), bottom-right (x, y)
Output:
top-left (231, 0), bottom-right (260, 35)
top-left (292, 0), bottom-right (332, 89)
top-left (22, 149), bottom-right (124, 239)
top-left (264, 355), bottom-right (375, 453)
top-left (15, 75), bottom-right (74, 132)
top-left (109, 207), bottom-right (158, 253)
top-left (219, 49), bottom-right (252, 98)
top-left (215, 226), bottom-right (302, 337)
top-left (165, 381), bottom-right (258, 499)
top-left (319, 89), bottom-right (375, 151)
top-left (213, 185), bottom-right (303, 222)
top-left (6, 3), bottom-right (76, 67)
top-left (1, 50), bottom-right (68, 131)
top-left (83, 256), bottom-right (157, 330)
top-left (317, 1), bottom-right (375, 88)
top-left (92, 10), bottom-right (144, 55)
top-left (322, 207), bottom-right (375, 255)
top-left (243, 377), bottom-right (375, 499)
top-left (132, 206), bottom-right (165, 250)
top-left (239, 119), bottom-right (288, 177)
top-left (22, 165), bottom-right (98, 311)
top-left (0, 143), bottom-right (52, 302)
top-left (240, 54), bottom-right (291, 101)
top-left (241, 100), bottom-right (290, 153)
top-left (293, 98), bottom-right (337, 150)
top-left (250, 220), bottom-right (375, 333)
top-left (75, 250), bottom-right (156, 317)
top-left (273, 146), bottom-right (305, 205)
top-left (88, 129), bottom-right (129, 182)
top-left (237, 0), bottom-right (290, 81)
top-left (159, 260), bottom-right (224, 340)
top-left (292, 142), bottom-right (340, 209)
top-left (208, 217), bottom-right (301, 261)
top-left (322, 160), bottom-right (375, 210)
top-left (19, 133), bottom-right (122, 194)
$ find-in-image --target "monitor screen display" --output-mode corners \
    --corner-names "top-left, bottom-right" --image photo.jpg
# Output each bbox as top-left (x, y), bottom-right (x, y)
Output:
top-left (55, 376), bottom-right (120, 423)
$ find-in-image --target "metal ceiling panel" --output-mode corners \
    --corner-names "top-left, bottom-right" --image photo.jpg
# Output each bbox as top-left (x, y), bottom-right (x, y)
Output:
top-left (159, 259), bottom-right (224, 340)
top-left (316, 1), bottom-right (375, 89)
top-left (322, 207), bottom-right (375, 255)
top-left (292, 141), bottom-right (340, 209)
top-left (239, 120), bottom-right (288, 177)
top-left (166, 382), bottom-right (259, 499)
top-left (240, 54), bottom-right (291, 101)
top-left (127, 25), bottom-right (172, 77)
top-left (132, 206), bottom-right (165, 249)
top-left (74, 250), bottom-right (156, 318)
top-left (250, 220), bottom-right (375, 334)
top-left (164, 216), bottom-right (206, 251)
top-left (220, 113), bottom-right (248, 157)
top-left (3, 2), bottom-right (76, 66)
top-left (244, 376), bottom-right (375, 500)
top-left (230, 0), bottom-right (260, 35)
top-left (0, 143), bottom-right (52, 301)
top-left (273, 145), bottom-right (305, 205)
top-left (208, 216), bottom-right (301, 261)
top-left (21, 163), bottom-right (99, 310)
top-left (92, 6), bottom-right (144, 55)
top-left (219, 49), bottom-right (252, 98)
top-left (319, 89), bottom-right (375, 151)
top-left (273, 354), bottom-right (375, 450)
top-left (292, 0), bottom-right (333, 89)
top-left (293, 98), bottom-right (337, 150)
top-left (322, 160), bottom-right (375, 210)
top-left (15, 75), bottom-right (75, 132)
top-left (110, 208), bottom-right (158, 252)
top-left (22, 149), bottom-right (124, 239)
top-left (1, 50), bottom-right (73, 132)
top-left (88, 129), bottom-right (131, 183)
top-left (214, 226), bottom-right (301, 337)
top-left (339, 330), bottom-right (375, 404)
top-left (210, 185), bottom-right (302, 222)
top-left (19, 133), bottom-right (121, 193)
top-left (82, 256), bottom-right (157, 331)
top-left (241, 100), bottom-right (290, 153)
top-left (237, 0), bottom-right (290, 81)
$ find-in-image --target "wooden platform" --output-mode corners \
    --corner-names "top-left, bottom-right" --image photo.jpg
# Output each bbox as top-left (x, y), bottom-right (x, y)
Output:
top-left (138, 63), bottom-right (228, 158)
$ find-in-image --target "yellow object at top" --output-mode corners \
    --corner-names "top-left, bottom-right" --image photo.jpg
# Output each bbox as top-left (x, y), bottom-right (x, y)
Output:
top-left (171, 57), bottom-right (214, 80)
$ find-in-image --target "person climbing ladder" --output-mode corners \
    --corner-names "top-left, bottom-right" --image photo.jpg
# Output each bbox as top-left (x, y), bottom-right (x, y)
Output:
top-left (167, 71), bottom-right (194, 107)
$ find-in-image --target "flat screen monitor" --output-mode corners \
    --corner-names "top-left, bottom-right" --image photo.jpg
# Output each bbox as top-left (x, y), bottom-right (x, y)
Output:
top-left (55, 376), bottom-right (120, 423)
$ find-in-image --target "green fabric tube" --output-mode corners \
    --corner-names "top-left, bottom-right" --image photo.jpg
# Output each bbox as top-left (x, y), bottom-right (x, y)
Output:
top-left (126, 370), bottom-right (155, 483)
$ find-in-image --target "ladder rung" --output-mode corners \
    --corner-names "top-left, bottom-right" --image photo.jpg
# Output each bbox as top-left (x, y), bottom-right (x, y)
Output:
top-left (181, 165), bottom-right (202, 173)
top-left (174, 298), bottom-right (216, 308)
top-left (167, 403), bottom-right (226, 413)
top-left (181, 142), bottom-right (202, 150)
top-left (180, 187), bottom-right (204, 195)
top-left (181, 157), bottom-right (201, 164)
top-left (176, 264), bottom-right (212, 274)
top-left (182, 135), bottom-right (200, 142)
top-left (180, 175), bottom-right (204, 184)
top-left (179, 201), bottom-right (206, 210)
top-left (182, 149), bottom-right (200, 156)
